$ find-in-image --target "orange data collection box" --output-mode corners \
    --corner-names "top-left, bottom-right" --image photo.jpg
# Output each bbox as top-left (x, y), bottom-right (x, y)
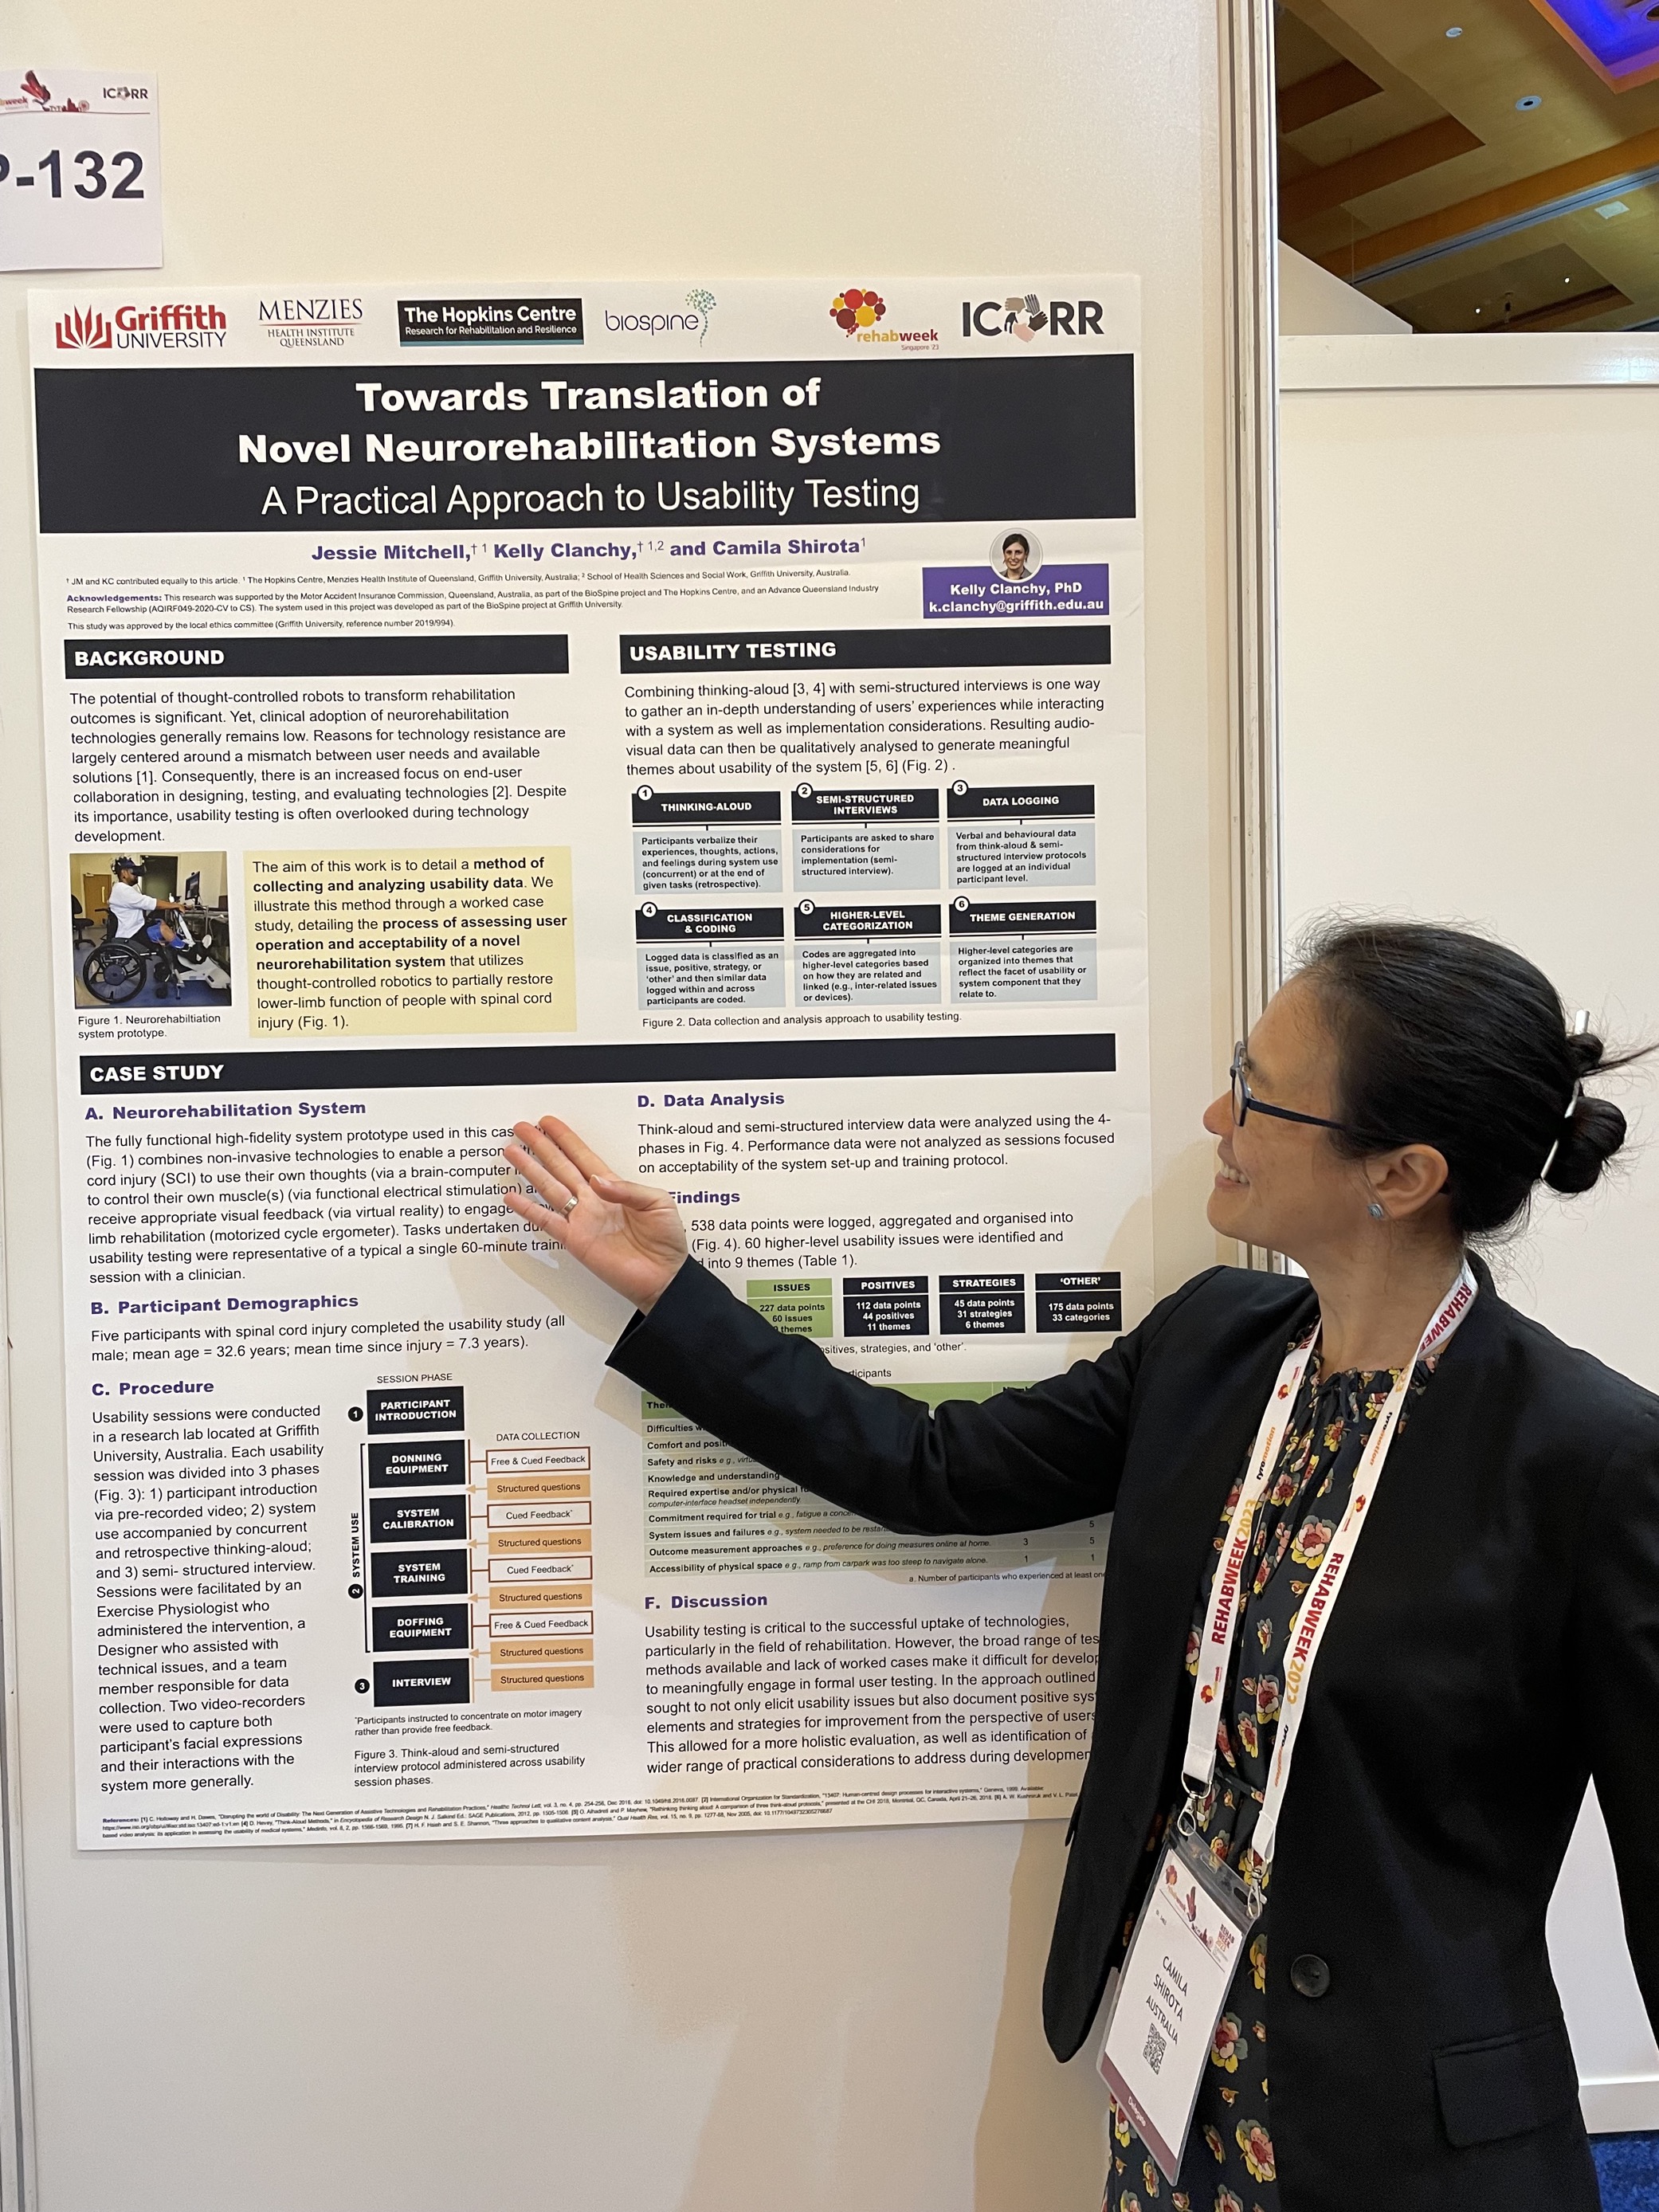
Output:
top-left (488, 1638), bottom-right (594, 1665)
top-left (491, 1665), bottom-right (596, 1692)
top-left (488, 1526), bottom-right (590, 1556)
top-left (486, 1473), bottom-right (591, 1502)
top-left (487, 1583), bottom-right (593, 1610)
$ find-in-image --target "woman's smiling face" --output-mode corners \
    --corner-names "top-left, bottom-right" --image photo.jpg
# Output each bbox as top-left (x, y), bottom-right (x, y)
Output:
top-left (1202, 978), bottom-right (1367, 1260)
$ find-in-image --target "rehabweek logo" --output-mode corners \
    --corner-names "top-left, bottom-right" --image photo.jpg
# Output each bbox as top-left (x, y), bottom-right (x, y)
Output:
top-left (54, 301), bottom-right (226, 351)
top-left (961, 292), bottom-right (1105, 339)
top-left (829, 285), bottom-right (939, 351)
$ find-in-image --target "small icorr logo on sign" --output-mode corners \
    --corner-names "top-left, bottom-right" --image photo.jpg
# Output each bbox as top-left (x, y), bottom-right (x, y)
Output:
top-left (830, 286), bottom-right (885, 334)
top-left (54, 308), bottom-right (112, 350)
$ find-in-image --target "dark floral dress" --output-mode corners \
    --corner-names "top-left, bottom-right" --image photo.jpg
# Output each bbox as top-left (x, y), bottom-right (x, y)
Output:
top-left (1103, 1339), bottom-right (1439, 2212)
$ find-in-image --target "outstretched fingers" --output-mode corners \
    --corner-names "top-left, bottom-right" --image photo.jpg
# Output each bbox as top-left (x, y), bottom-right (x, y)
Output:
top-left (503, 1183), bottom-right (571, 1240)
top-left (505, 1124), bottom-right (581, 1216)
top-left (536, 1116), bottom-right (618, 1187)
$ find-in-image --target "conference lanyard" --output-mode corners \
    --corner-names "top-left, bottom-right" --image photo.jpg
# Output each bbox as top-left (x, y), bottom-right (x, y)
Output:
top-left (1181, 1256), bottom-right (1477, 1884)
top-left (1097, 1258), bottom-right (1477, 2180)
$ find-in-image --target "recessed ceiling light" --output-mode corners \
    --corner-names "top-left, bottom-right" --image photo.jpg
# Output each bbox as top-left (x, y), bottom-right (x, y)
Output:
top-left (1597, 200), bottom-right (1630, 218)
top-left (1445, 22), bottom-right (1463, 34)
top-left (1516, 93), bottom-right (1543, 108)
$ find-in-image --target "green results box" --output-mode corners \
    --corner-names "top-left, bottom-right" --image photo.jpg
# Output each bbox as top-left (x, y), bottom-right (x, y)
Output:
top-left (745, 1277), bottom-right (833, 1338)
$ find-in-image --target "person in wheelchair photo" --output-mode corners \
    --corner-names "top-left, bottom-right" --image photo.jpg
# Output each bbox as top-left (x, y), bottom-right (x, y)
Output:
top-left (74, 853), bottom-right (233, 1008)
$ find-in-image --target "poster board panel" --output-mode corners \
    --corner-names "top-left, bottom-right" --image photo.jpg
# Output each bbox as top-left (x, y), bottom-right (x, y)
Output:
top-left (33, 277), bottom-right (1150, 1850)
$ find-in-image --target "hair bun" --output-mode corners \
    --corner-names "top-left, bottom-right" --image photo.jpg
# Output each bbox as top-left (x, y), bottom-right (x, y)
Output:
top-left (1543, 1092), bottom-right (1626, 1194)
top-left (1567, 1026), bottom-right (1606, 1079)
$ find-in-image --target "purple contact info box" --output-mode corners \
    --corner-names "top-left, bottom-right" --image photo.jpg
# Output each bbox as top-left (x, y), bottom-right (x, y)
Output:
top-left (921, 564), bottom-right (1110, 619)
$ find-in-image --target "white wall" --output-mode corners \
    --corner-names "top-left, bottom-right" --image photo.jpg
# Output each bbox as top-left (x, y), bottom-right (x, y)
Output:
top-left (1279, 333), bottom-right (1659, 2132)
top-left (0, 6), bottom-right (1253, 2206)
top-left (1277, 243), bottom-right (1409, 335)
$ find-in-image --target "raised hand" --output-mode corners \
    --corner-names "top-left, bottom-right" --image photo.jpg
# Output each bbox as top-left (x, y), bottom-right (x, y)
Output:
top-left (502, 1116), bottom-right (688, 1312)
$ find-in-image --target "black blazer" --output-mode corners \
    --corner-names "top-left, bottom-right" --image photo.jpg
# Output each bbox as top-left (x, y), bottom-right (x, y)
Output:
top-left (610, 1253), bottom-right (1659, 2212)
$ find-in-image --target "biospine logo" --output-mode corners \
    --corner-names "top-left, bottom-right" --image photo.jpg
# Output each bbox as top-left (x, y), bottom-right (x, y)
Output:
top-left (603, 290), bottom-right (718, 345)
top-left (56, 301), bottom-right (228, 351)
top-left (961, 293), bottom-right (1104, 339)
top-left (54, 307), bottom-right (112, 350)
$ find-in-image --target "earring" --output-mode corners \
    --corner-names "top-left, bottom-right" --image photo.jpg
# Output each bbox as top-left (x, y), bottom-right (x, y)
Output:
top-left (1367, 1202), bottom-right (1386, 1220)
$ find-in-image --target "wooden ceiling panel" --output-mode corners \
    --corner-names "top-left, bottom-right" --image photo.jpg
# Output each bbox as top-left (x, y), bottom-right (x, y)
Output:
top-left (1279, 116), bottom-right (1485, 226)
top-left (1278, 59), bottom-right (1384, 135)
top-left (1387, 238), bottom-right (1626, 327)
top-left (1279, 0), bottom-right (1659, 330)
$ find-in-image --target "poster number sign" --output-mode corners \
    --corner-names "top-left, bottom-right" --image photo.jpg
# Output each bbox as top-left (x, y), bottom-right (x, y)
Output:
top-left (0, 68), bottom-right (159, 271)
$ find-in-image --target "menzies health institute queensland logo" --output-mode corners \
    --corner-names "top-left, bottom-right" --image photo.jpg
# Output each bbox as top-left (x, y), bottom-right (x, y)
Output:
top-left (258, 295), bottom-right (366, 351)
top-left (54, 300), bottom-right (227, 351)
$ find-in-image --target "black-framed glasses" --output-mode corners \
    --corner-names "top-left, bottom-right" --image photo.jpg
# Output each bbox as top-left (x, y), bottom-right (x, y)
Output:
top-left (1230, 1041), bottom-right (1360, 1136)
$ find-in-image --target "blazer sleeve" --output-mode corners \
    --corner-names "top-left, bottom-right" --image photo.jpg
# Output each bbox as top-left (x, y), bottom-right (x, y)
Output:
top-left (1575, 1418), bottom-right (1659, 2037)
top-left (606, 1256), bottom-right (1218, 1537)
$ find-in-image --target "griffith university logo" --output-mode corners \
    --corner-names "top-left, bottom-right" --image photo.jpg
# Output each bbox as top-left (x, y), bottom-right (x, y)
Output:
top-left (54, 301), bottom-right (227, 351)
top-left (55, 306), bottom-right (112, 350)
top-left (830, 285), bottom-right (885, 335)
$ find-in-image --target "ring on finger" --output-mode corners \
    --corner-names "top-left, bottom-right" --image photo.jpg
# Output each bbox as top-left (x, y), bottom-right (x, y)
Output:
top-left (559, 1194), bottom-right (578, 1216)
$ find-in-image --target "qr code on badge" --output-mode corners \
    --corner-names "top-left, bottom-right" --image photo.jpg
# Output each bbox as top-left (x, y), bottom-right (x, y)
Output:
top-left (1142, 2022), bottom-right (1168, 2075)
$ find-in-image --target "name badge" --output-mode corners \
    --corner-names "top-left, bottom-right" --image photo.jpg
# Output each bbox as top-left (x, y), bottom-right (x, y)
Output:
top-left (1096, 1830), bottom-right (1258, 2182)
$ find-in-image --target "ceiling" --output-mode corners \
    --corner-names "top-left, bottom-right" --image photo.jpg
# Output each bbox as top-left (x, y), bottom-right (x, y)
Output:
top-left (1277, 0), bottom-right (1659, 330)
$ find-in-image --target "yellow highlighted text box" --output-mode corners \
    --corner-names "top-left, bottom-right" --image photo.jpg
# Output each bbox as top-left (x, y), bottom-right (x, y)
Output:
top-left (244, 846), bottom-right (575, 1037)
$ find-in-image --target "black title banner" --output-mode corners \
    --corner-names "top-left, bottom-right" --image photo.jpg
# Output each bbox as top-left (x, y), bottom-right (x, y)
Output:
top-left (63, 634), bottom-right (569, 680)
top-left (80, 1033), bottom-right (1115, 1096)
top-left (35, 354), bottom-right (1135, 534)
top-left (620, 625), bottom-right (1108, 673)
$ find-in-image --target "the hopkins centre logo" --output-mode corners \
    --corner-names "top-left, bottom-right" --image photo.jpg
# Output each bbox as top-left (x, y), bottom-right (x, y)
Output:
top-left (961, 292), bottom-right (1105, 339)
top-left (55, 301), bottom-right (227, 351)
top-left (398, 296), bottom-right (584, 346)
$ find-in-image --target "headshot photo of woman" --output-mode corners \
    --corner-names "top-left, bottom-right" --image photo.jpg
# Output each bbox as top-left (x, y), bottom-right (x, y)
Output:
top-left (504, 919), bottom-right (1659, 2212)
top-left (998, 529), bottom-right (1037, 580)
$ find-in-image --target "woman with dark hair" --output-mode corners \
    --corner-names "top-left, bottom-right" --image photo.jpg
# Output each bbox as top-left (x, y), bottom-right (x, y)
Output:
top-left (502, 921), bottom-right (1657, 2212)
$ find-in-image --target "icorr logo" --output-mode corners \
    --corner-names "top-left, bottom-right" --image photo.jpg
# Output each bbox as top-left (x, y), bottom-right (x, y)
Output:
top-left (962, 293), bottom-right (1104, 339)
top-left (54, 307), bottom-right (112, 350)
top-left (831, 286), bottom-right (885, 335)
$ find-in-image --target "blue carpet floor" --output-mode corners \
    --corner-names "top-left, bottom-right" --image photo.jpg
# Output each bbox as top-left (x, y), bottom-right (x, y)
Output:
top-left (1596, 2133), bottom-right (1659, 2210)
